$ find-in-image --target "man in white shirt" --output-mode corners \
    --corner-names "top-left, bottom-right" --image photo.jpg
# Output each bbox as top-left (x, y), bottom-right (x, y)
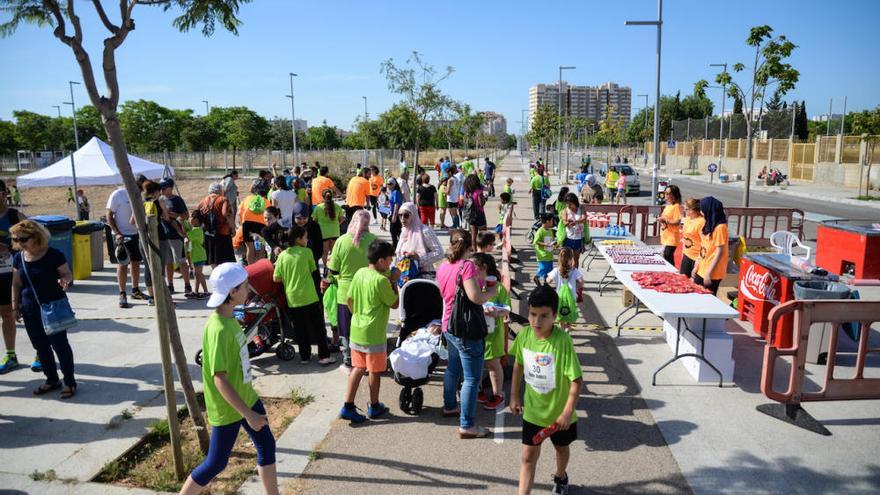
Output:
top-left (106, 178), bottom-right (147, 308)
top-left (269, 176), bottom-right (297, 227)
top-left (445, 165), bottom-right (460, 229)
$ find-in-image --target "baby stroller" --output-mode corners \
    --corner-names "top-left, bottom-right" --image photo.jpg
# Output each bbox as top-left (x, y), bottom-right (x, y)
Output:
top-left (195, 259), bottom-right (296, 366)
top-left (392, 279), bottom-right (444, 415)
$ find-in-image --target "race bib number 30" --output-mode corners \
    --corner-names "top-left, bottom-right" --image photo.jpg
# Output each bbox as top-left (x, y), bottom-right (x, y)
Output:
top-left (235, 331), bottom-right (253, 384)
top-left (522, 349), bottom-right (556, 394)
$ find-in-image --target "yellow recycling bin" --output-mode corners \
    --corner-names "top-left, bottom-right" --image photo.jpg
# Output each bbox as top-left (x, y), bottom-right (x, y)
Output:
top-left (72, 221), bottom-right (92, 280)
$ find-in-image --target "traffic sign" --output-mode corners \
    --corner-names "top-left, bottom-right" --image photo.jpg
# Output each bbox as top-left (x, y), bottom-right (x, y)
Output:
top-left (667, 139), bottom-right (676, 149)
top-left (708, 163), bottom-right (718, 173)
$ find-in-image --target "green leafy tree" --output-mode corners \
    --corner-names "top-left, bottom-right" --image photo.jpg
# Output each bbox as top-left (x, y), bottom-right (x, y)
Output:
top-left (714, 25), bottom-right (799, 206)
top-left (207, 106), bottom-right (269, 167)
top-left (680, 80), bottom-right (715, 120)
top-left (354, 117), bottom-right (387, 149)
top-left (306, 121), bottom-right (341, 150)
top-left (377, 103), bottom-right (424, 154)
top-left (12, 110), bottom-right (53, 151)
top-left (118, 99), bottom-right (189, 152)
top-left (526, 103), bottom-right (559, 162)
top-left (75, 105), bottom-right (108, 142)
top-left (0, 119), bottom-right (16, 154)
top-left (181, 115), bottom-right (219, 151)
top-left (267, 118), bottom-right (293, 151)
top-left (851, 106), bottom-right (880, 197)
top-left (795, 101), bottom-right (809, 141)
top-left (380, 51), bottom-right (453, 190)
top-left (0, 0), bottom-right (254, 465)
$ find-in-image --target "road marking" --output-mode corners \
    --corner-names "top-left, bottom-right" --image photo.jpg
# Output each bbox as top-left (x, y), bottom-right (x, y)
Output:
top-left (804, 212), bottom-right (843, 223)
top-left (614, 326), bottom-right (663, 332)
top-left (494, 406), bottom-right (508, 444)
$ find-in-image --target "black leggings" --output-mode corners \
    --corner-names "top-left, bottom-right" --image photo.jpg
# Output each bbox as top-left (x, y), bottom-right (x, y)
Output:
top-left (390, 218), bottom-right (402, 249)
top-left (287, 302), bottom-right (330, 360)
top-left (662, 245), bottom-right (677, 265)
top-left (680, 255), bottom-right (696, 277)
top-left (693, 274), bottom-right (721, 296)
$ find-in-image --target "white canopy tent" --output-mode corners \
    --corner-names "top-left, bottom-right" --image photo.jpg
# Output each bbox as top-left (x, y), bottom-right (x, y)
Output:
top-left (16, 137), bottom-right (172, 189)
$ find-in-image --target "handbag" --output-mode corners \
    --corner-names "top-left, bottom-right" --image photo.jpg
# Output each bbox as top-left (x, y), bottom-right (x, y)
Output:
top-left (448, 262), bottom-right (488, 340)
top-left (541, 177), bottom-right (552, 201)
top-left (20, 254), bottom-right (77, 336)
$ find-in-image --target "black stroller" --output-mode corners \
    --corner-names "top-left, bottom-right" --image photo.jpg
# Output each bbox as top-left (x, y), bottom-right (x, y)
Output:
top-left (393, 279), bottom-right (444, 415)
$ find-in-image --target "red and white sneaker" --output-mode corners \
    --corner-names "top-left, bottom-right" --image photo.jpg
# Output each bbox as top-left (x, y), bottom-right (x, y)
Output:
top-left (483, 394), bottom-right (505, 411)
top-left (476, 391), bottom-right (489, 403)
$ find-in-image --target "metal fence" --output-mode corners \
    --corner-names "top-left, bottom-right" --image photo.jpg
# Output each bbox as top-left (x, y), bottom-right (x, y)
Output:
top-left (671, 108), bottom-right (798, 142)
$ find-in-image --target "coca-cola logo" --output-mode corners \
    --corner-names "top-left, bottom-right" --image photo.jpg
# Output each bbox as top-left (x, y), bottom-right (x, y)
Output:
top-left (740, 265), bottom-right (780, 304)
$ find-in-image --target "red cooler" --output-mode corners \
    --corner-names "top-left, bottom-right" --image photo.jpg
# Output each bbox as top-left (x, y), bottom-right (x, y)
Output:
top-left (738, 254), bottom-right (822, 348)
top-left (816, 220), bottom-right (880, 279)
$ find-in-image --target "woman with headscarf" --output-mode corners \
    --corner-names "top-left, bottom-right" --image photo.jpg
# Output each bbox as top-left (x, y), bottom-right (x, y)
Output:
top-left (580, 174), bottom-right (603, 205)
top-left (693, 196), bottom-right (729, 296)
top-left (395, 202), bottom-right (444, 279)
top-left (326, 209), bottom-right (376, 370)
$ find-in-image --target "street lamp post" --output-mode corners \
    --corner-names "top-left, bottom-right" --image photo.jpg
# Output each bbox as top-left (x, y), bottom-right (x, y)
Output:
top-left (710, 63), bottom-right (727, 173)
top-left (626, 0), bottom-right (663, 205)
top-left (63, 81), bottom-right (81, 207)
top-left (52, 105), bottom-right (61, 118)
top-left (286, 72), bottom-right (299, 169)
top-left (558, 65), bottom-right (575, 182)
top-left (362, 96), bottom-right (369, 167)
top-left (202, 100), bottom-right (209, 115)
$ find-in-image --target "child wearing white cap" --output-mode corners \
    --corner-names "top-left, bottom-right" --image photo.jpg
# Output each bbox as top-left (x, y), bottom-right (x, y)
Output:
top-left (179, 263), bottom-right (278, 495)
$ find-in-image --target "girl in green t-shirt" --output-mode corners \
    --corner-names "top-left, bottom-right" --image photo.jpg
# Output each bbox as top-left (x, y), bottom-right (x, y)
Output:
top-left (312, 189), bottom-right (345, 267)
top-left (181, 263), bottom-right (278, 494)
top-left (472, 254), bottom-right (510, 412)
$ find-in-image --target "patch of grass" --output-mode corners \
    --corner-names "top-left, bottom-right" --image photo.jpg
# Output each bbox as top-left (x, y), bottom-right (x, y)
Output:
top-left (29, 469), bottom-right (57, 482)
top-left (149, 418), bottom-right (170, 437)
top-left (854, 195), bottom-right (880, 201)
top-left (308, 450), bottom-right (320, 461)
top-left (279, 414), bottom-right (296, 431)
top-left (121, 408), bottom-right (134, 420)
top-left (290, 387), bottom-right (315, 408)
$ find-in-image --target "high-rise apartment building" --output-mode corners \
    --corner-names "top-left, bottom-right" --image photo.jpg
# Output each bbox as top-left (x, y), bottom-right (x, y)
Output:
top-left (479, 111), bottom-right (507, 136)
top-left (528, 81), bottom-right (631, 130)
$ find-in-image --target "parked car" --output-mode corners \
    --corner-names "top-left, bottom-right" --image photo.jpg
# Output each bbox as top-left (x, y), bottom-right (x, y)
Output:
top-left (598, 163), bottom-right (641, 196)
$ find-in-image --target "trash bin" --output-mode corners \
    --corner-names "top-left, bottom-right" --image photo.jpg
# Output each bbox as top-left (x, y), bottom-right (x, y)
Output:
top-left (794, 280), bottom-right (853, 364)
top-left (32, 215), bottom-right (76, 268)
top-left (75, 220), bottom-right (106, 272)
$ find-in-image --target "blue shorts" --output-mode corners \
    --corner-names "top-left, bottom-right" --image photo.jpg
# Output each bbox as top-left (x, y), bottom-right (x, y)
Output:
top-left (562, 238), bottom-right (584, 253)
top-left (193, 261), bottom-right (206, 267)
top-left (537, 261), bottom-right (554, 278)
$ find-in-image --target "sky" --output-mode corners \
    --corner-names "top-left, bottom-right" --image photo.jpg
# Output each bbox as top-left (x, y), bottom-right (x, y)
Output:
top-left (1, 0), bottom-right (878, 133)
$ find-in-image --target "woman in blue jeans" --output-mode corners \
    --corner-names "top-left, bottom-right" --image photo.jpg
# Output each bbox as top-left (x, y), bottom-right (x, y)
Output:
top-left (437, 230), bottom-right (498, 438)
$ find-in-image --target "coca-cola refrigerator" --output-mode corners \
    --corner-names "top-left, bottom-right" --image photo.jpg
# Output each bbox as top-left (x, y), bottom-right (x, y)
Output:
top-left (738, 253), bottom-right (826, 348)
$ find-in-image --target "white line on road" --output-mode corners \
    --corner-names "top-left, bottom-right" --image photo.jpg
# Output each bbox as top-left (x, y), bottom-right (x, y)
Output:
top-left (803, 212), bottom-right (843, 223)
top-left (494, 405), bottom-right (508, 444)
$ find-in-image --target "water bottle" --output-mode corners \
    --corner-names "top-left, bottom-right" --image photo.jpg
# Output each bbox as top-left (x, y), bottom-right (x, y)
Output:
top-left (254, 237), bottom-right (262, 251)
top-left (605, 225), bottom-right (611, 236)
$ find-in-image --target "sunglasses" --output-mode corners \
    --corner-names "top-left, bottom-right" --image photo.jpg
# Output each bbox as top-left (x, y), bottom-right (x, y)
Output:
top-left (11, 236), bottom-right (31, 243)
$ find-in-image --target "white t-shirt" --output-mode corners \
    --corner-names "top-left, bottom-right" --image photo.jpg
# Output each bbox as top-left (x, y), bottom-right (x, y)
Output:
top-left (106, 188), bottom-right (137, 236)
top-left (547, 267), bottom-right (583, 294)
top-left (446, 176), bottom-right (460, 203)
top-left (563, 207), bottom-right (585, 240)
top-left (269, 189), bottom-right (297, 224)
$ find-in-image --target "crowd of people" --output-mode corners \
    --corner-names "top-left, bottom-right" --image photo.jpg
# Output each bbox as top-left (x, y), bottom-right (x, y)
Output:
top-left (0, 151), bottom-right (733, 495)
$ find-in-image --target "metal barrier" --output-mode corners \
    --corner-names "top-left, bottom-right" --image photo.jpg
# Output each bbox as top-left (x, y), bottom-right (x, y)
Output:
top-left (584, 204), bottom-right (805, 247)
top-left (758, 299), bottom-right (880, 435)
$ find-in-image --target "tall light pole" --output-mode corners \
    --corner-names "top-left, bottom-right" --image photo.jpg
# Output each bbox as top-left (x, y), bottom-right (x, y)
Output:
top-left (626, 0), bottom-right (663, 205)
top-left (558, 65), bottom-right (575, 181)
top-left (827, 98), bottom-right (833, 137)
top-left (202, 100), bottom-right (209, 115)
top-left (286, 72), bottom-right (299, 168)
top-left (52, 105), bottom-right (61, 118)
top-left (840, 96), bottom-right (847, 136)
top-left (62, 81), bottom-right (81, 206)
top-left (362, 96), bottom-right (369, 166)
top-left (638, 93), bottom-right (649, 127)
top-left (710, 63), bottom-right (727, 172)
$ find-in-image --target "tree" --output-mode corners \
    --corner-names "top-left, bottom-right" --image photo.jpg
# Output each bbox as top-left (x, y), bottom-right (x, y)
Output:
top-left (0, 119), bottom-right (16, 154)
top-left (207, 106), bottom-right (269, 167)
top-left (267, 118), bottom-right (293, 151)
top-left (75, 105), bottom-right (107, 143)
top-left (12, 110), bottom-right (53, 151)
top-left (526, 103), bottom-right (558, 162)
top-left (680, 80), bottom-right (715, 120)
top-left (181, 115), bottom-right (219, 151)
top-left (377, 103), bottom-right (423, 154)
top-left (118, 99), bottom-right (189, 153)
top-left (306, 121), bottom-right (341, 150)
top-left (795, 101), bottom-right (809, 141)
top-left (1, 0), bottom-right (251, 471)
top-left (851, 106), bottom-right (880, 197)
top-left (713, 25), bottom-right (799, 206)
top-left (766, 90), bottom-right (783, 111)
top-left (380, 51), bottom-right (453, 191)
top-left (733, 93), bottom-right (744, 115)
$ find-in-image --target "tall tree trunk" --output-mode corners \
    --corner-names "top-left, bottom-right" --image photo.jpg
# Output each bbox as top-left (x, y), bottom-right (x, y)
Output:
top-left (743, 121), bottom-right (753, 207)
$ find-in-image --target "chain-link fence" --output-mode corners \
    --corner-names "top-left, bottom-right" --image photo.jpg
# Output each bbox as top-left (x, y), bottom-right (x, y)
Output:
top-left (671, 109), bottom-right (797, 142)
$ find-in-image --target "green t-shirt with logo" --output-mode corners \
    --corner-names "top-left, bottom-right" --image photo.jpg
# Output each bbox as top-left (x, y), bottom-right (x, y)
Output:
top-left (326, 232), bottom-right (377, 305)
top-left (484, 285), bottom-right (511, 361)
top-left (533, 226), bottom-right (555, 262)
top-left (347, 267), bottom-right (397, 347)
top-left (273, 245), bottom-right (318, 308)
top-left (529, 175), bottom-right (545, 193)
top-left (201, 313), bottom-right (259, 426)
top-left (311, 202), bottom-right (345, 240)
top-left (511, 325), bottom-right (582, 428)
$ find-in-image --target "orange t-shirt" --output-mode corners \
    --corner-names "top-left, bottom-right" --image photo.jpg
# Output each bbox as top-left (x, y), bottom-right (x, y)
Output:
top-left (311, 176), bottom-right (335, 205)
top-left (682, 216), bottom-right (705, 261)
top-left (346, 176), bottom-right (370, 207)
top-left (659, 204), bottom-right (683, 247)
top-left (238, 195), bottom-right (268, 225)
top-left (698, 223), bottom-right (729, 281)
top-left (369, 174), bottom-right (384, 197)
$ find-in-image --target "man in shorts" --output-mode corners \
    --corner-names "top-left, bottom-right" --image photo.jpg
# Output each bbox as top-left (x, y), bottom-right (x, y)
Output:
top-left (107, 175), bottom-right (148, 308)
top-left (339, 240), bottom-right (399, 423)
top-left (159, 179), bottom-right (193, 297)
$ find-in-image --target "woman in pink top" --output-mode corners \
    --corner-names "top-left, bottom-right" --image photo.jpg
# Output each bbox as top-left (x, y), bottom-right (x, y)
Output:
top-left (436, 229), bottom-right (498, 439)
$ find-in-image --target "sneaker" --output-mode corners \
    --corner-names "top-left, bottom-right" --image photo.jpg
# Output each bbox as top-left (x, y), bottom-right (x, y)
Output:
top-left (483, 394), bottom-right (505, 411)
top-left (477, 391), bottom-right (488, 403)
top-left (131, 289), bottom-right (146, 300)
top-left (318, 357), bottom-right (337, 366)
top-left (339, 405), bottom-right (366, 423)
top-left (184, 291), bottom-right (198, 299)
top-left (0, 354), bottom-right (19, 374)
top-left (552, 474), bottom-right (569, 495)
top-left (147, 298), bottom-right (155, 306)
top-left (30, 359), bottom-right (42, 372)
top-left (367, 402), bottom-right (389, 419)
top-left (119, 294), bottom-right (131, 308)
top-left (167, 285), bottom-right (176, 295)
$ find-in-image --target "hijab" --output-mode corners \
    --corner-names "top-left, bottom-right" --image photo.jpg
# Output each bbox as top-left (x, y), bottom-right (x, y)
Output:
top-left (699, 196), bottom-right (727, 235)
top-left (347, 209), bottom-right (371, 245)
top-left (396, 202), bottom-right (428, 259)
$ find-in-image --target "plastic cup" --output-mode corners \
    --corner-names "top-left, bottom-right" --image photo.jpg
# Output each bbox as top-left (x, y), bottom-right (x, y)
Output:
top-left (486, 275), bottom-right (497, 288)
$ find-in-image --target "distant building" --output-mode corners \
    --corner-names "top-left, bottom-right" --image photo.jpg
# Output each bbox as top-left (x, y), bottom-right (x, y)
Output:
top-left (294, 119), bottom-right (308, 132)
top-left (812, 114), bottom-right (843, 122)
top-left (528, 81), bottom-right (631, 129)
top-left (479, 111), bottom-right (507, 136)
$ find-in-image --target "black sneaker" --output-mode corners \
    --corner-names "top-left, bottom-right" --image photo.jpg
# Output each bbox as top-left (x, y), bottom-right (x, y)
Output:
top-left (552, 474), bottom-right (569, 495)
top-left (119, 294), bottom-right (131, 308)
top-left (131, 289), bottom-right (146, 300)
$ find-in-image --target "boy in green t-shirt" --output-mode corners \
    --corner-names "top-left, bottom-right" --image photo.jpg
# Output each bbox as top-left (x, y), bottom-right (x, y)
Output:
top-left (273, 224), bottom-right (335, 366)
top-left (339, 240), bottom-right (400, 423)
top-left (510, 285), bottom-right (583, 495)
top-left (185, 211), bottom-right (209, 298)
top-left (180, 263), bottom-right (278, 494)
top-left (532, 213), bottom-right (556, 286)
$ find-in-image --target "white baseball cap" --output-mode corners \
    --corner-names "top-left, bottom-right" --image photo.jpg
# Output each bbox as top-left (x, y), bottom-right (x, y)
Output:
top-left (206, 263), bottom-right (249, 308)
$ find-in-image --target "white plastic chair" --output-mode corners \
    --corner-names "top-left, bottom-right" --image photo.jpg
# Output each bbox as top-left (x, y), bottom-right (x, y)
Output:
top-left (770, 230), bottom-right (812, 261)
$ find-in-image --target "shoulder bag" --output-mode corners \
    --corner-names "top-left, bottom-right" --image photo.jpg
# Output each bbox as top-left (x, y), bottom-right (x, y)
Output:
top-left (448, 262), bottom-right (488, 340)
top-left (20, 254), bottom-right (77, 335)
